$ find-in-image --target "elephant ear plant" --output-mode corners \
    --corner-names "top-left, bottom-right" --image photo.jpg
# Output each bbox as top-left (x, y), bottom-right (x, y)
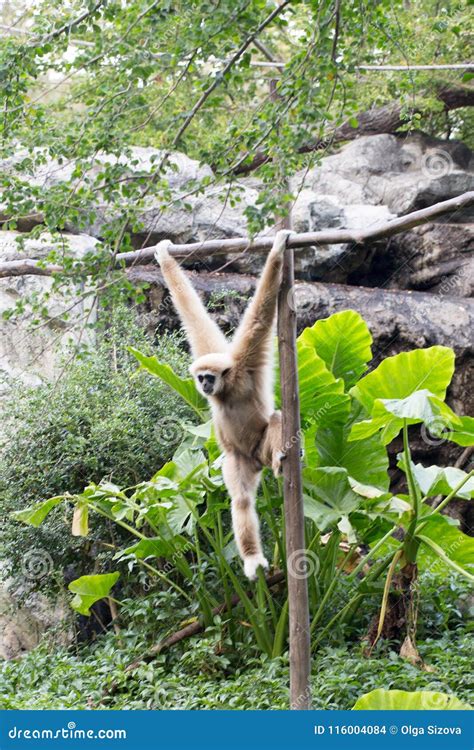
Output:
top-left (12, 312), bottom-right (474, 661)
top-left (348, 345), bottom-right (474, 662)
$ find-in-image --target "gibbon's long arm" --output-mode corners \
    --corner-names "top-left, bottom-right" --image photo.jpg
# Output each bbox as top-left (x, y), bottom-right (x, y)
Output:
top-left (155, 241), bottom-right (228, 358)
top-left (231, 231), bottom-right (290, 370)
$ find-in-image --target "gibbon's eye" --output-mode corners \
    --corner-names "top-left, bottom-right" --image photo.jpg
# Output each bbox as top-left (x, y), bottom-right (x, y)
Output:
top-left (197, 374), bottom-right (204, 383)
top-left (222, 368), bottom-right (230, 377)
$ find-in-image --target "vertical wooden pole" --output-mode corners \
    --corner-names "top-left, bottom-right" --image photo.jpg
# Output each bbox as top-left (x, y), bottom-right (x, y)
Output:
top-left (277, 234), bottom-right (312, 710)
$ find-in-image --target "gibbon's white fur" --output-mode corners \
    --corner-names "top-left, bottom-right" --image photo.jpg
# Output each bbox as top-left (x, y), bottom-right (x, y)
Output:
top-left (156, 231), bottom-right (291, 580)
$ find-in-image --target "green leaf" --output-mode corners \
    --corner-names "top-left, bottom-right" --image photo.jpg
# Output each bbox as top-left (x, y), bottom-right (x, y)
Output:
top-left (446, 416), bottom-right (474, 446)
top-left (353, 688), bottom-right (471, 710)
top-left (290, 344), bottom-right (350, 426)
top-left (12, 495), bottom-right (65, 527)
top-left (374, 389), bottom-right (461, 426)
top-left (313, 403), bottom-right (389, 490)
top-left (68, 572), bottom-right (120, 616)
top-left (351, 346), bottom-right (455, 414)
top-left (167, 494), bottom-right (198, 535)
top-left (174, 449), bottom-right (208, 483)
top-left (398, 459), bottom-right (474, 499)
top-left (128, 347), bottom-right (207, 417)
top-left (298, 310), bottom-right (372, 389)
top-left (355, 389), bottom-right (463, 444)
top-left (119, 536), bottom-right (187, 560)
top-left (303, 467), bottom-right (362, 531)
top-left (416, 514), bottom-right (474, 581)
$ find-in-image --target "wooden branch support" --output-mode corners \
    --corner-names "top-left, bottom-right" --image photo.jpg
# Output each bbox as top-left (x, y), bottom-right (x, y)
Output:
top-left (277, 240), bottom-right (311, 710)
top-left (1, 191), bottom-right (473, 278)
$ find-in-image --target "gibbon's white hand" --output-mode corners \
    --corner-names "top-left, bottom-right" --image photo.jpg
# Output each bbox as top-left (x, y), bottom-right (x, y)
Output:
top-left (154, 239), bottom-right (173, 266)
top-left (270, 229), bottom-right (296, 257)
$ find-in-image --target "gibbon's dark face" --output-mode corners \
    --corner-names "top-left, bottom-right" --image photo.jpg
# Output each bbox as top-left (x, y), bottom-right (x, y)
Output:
top-left (191, 354), bottom-right (233, 398)
top-left (194, 369), bottom-right (224, 397)
top-left (193, 366), bottom-right (230, 397)
top-left (197, 371), bottom-right (217, 395)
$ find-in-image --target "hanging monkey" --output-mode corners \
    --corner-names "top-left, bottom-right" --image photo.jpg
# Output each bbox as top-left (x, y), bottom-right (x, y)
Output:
top-left (156, 230), bottom-right (292, 578)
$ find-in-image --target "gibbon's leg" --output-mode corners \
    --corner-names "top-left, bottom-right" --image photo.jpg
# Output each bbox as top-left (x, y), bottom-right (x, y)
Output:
top-left (231, 230), bottom-right (293, 371)
top-left (257, 411), bottom-right (284, 476)
top-left (155, 240), bottom-right (228, 358)
top-left (222, 452), bottom-right (268, 580)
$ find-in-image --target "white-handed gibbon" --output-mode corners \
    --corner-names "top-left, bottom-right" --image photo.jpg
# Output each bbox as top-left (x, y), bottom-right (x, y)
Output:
top-left (156, 231), bottom-right (291, 579)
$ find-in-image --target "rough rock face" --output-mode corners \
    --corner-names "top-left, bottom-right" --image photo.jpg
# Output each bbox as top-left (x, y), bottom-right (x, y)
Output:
top-left (0, 232), bottom-right (97, 386)
top-left (357, 222), bottom-right (474, 296)
top-left (0, 585), bottom-right (70, 660)
top-left (294, 133), bottom-right (474, 215)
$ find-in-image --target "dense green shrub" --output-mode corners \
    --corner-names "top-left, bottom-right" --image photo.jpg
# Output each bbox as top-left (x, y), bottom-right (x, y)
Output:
top-left (0, 308), bottom-right (194, 587)
top-left (0, 573), bottom-right (471, 710)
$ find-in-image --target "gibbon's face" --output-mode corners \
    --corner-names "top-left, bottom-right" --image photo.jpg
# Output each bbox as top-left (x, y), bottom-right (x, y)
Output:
top-left (194, 368), bottom-right (225, 397)
top-left (190, 353), bottom-right (233, 398)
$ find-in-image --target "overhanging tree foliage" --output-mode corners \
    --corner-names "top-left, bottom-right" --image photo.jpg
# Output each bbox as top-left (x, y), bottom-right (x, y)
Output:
top-left (0, 0), bottom-right (472, 325)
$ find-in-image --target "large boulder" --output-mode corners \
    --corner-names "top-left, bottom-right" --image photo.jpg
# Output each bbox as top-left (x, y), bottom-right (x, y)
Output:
top-left (0, 146), bottom-right (257, 247)
top-left (2, 135), bottom-right (472, 287)
top-left (294, 132), bottom-right (474, 216)
top-left (357, 222), bottom-right (474, 296)
top-left (0, 583), bottom-right (70, 660)
top-left (0, 232), bottom-right (97, 386)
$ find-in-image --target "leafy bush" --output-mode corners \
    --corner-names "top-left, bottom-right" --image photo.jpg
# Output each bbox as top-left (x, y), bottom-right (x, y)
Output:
top-left (0, 307), bottom-right (195, 587)
top-left (0, 600), bottom-right (471, 710)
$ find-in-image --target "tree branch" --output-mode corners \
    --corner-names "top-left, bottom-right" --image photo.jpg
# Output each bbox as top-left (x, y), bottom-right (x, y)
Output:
top-left (1, 191), bottom-right (472, 278)
top-left (171, 0), bottom-right (292, 148)
top-left (233, 84), bottom-right (474, 175)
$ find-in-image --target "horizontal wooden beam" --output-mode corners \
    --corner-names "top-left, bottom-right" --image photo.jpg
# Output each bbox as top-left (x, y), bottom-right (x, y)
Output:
top-left (0, 191), bottom-right (473, 278)
top-left (118, 190), bottom-right (474, 262)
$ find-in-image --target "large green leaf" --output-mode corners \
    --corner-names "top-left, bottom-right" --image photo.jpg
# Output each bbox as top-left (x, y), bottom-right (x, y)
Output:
top-left (298, 310), bottom-right (372, 389)
top-left (416, 513), bottom-right (474, 581)
top-left (68, 572), bottom-right (120, 616)
top-left (353, 688), bottom-right (471, 710)
top-left (446, 416), bottom-right (474, 447)
top-left (303, 466), bottom-right (362, 533)
top-left (291, 344), bottom-right (350, 426)
top-left (398, 458), bottom-right (474, 499)
top-left (352, 389), bottom-right (462, 445)
top-left (351, 346), bottom-right (455, 414)
top-left (314, 419), bottom-right (389, 491)
top-left (128, 346), bottom-right (207, 417)
top-left (12, 495), bottom-right (65, 527)
top-left (374, 390), bottom-right (461, 426)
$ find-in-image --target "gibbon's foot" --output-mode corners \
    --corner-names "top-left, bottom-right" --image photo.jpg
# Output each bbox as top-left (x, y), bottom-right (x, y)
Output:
top-left (272, 450), bottom-right (286, 477)
top-left (243, 553), bottom-right (269, 581)
top-left (154, 239), bottom-right (173, 265)
top-left (272, 448), bottom-right (305, 476)
top-left (271, 229), bottom-right (296, 257)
